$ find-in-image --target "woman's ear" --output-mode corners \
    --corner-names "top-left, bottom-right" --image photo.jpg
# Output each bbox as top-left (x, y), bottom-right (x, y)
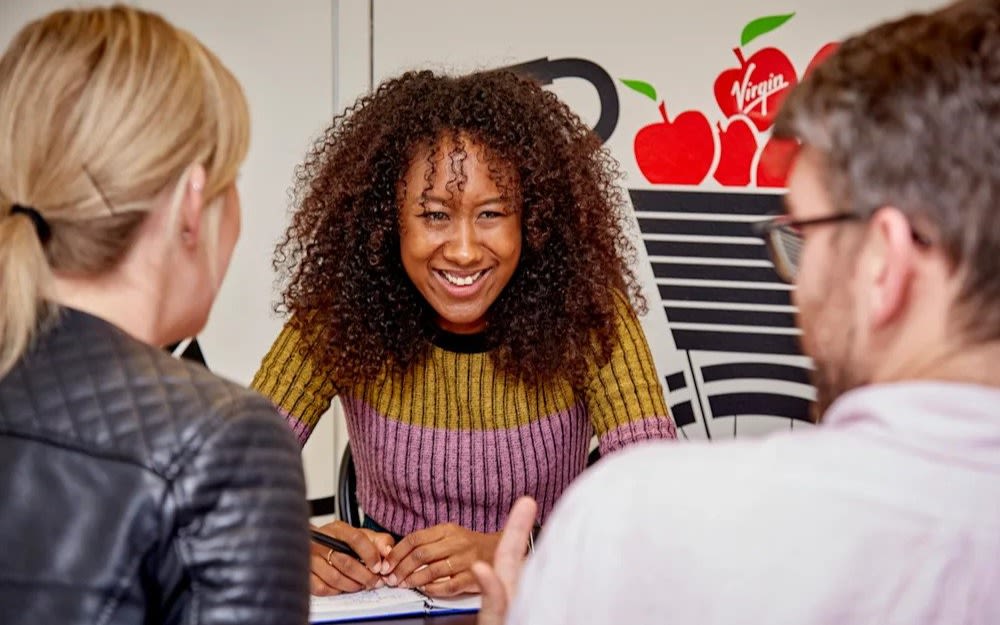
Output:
top-left (178, 165), bottom-right (207, 248)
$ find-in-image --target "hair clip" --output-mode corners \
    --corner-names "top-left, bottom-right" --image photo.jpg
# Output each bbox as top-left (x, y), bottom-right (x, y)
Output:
top-left (82, 166), bottom-right (116, 215)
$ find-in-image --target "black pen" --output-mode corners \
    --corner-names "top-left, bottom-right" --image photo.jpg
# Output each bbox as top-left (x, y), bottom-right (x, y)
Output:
top-left (528, 522), bottom-right (541, 554)
top-left (310, 529), bottom-right (364, 563)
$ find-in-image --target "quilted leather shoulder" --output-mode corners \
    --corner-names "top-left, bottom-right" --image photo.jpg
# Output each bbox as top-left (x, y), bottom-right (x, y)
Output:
top-left (0, 307), bottom-right (310, 625)
top-left (0, 308), bottom-right (271, 477)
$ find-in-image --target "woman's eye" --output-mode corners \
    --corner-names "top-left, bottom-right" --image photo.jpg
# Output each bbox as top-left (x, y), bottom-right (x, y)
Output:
top-left (419, 211), bottom-right (449, 222)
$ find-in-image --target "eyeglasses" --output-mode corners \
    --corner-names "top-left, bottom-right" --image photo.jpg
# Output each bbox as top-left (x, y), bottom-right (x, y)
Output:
top-left (753, 214), bottom-right (858, 283)
top-left (753, 212), bottom-right (931, 284)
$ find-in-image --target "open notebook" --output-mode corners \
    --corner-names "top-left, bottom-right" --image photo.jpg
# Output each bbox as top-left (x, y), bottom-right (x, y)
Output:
top-left (310, 587), bottom-right (480, 623)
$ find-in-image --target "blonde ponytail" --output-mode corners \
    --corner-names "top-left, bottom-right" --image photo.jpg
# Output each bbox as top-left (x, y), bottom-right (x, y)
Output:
top-left (0, 6), bottom-right (250, 378)
top-left (0, 209), bottom-right (54, 376)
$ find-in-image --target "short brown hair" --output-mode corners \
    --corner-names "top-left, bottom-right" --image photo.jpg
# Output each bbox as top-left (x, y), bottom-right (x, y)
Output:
top-left (775, 0), bottom-right (1000, 340)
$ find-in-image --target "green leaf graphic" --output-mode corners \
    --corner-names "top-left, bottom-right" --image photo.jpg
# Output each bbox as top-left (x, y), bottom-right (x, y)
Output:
top-left (620, 79), bottom-right (657, 101)
top-left (740, 12), bottom-right (795, 47)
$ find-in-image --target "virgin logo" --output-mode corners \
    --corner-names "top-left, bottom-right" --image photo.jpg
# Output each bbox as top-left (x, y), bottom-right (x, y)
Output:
top-left (731, 65), bottom-right (790, 116)
top-left (714, 46), bottom-right (798, 132)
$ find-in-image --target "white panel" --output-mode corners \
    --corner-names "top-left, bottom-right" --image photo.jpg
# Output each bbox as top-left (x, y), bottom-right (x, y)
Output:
top-left (1, 0), bottom-right (341, 502)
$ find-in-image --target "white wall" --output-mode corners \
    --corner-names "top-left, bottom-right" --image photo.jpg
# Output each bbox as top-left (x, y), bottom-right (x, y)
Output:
top-left (0, 0), bottom-right (952, 510)
top-left (0, 0), bottom-right (342, 506)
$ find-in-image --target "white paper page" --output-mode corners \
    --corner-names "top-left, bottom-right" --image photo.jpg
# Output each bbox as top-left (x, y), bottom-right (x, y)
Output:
top-left (309, 587), bottom-right (426, 623)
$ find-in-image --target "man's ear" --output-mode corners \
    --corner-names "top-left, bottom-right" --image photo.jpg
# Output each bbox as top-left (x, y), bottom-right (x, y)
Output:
top-left (865, 206), bottom-right (918, 329)
top-left (178, 164), bottom-right (207, 248)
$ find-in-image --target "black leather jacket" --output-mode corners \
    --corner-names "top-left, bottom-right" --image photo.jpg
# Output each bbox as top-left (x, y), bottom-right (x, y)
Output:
top-left (0, 308), bottom-right (310, 624)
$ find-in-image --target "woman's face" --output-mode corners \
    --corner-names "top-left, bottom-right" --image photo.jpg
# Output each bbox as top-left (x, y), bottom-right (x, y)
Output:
top-left (399, 139), bottom-right (522, 335)
top-left (213, 183), bottom-right (242, 291)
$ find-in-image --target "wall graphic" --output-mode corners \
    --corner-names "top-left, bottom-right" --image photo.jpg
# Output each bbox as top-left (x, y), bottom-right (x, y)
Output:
top-left (501, 13), bottom-right (838, 439)
top-left (178, 5), bottom-right (851, 442)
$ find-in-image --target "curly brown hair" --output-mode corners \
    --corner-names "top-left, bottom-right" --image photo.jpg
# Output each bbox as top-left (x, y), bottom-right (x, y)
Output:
top-left (275, 69), bottom-right (644, 390)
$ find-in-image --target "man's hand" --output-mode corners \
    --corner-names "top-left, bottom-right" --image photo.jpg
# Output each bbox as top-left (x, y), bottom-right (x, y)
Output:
top-left (471, 497), bottom-right (538, 625)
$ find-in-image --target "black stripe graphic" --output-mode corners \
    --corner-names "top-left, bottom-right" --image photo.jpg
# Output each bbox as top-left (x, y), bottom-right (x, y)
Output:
top-left (630, 189), bottom-right (783, 215)
top-left (709, 392), bottom-right (813, 423)
top-left (665, 307), bottom-right (796, 328)
top-left (637, 218), bottom-right (758, 237)
top-left (669, 400), bottom-right (697, 428)
top-left (630, 189), bottom-right (814, 425)
top-left (658, 284), bottom-right (792, 306)
top-left (664, 372), bottom-right (686, 392)
top-left (672, 329), bottom-right (801, 355)
top-left (652, 262), bottom-right (781, 283)
top-left (701, 362), bottom-right (811, 385)
top-left (644, 239), bottom-right (769, 260)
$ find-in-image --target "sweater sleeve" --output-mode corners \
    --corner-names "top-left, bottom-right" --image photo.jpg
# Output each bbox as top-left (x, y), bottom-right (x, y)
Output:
top-left (584, 292), bottom-right (677, 456)
top-left (250, 320), bottom-right (337, 447)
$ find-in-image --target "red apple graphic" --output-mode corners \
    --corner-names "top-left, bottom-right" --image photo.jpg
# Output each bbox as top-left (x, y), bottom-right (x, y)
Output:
top-left (804, 42), bottom-right (839, 77)
top-left (634, 101), bottom-right (715, 185)
top-left (756, 136), bottom-right (800, 187)
top-left (714, 47), bottom-right (797, 132)
top-left (713, 117), bottom-right (757, 187)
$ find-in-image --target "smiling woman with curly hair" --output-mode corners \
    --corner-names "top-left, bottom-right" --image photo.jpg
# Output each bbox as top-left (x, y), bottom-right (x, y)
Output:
top-left (252, 68), bottom-right (676, 598)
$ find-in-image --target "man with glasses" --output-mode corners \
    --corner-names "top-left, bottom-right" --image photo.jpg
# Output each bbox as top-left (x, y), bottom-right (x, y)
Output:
top-left (472, 1), bottom-right (1000, 623)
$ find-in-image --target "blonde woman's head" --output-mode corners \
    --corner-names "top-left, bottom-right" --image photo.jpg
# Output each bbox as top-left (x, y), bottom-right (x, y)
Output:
top-left (0, 5), bottom-right (250, 375)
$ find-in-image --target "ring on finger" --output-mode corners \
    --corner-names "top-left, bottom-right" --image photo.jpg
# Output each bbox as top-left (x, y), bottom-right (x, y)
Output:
top-left (446, 558), bottom-right (454, 573)
top-left (326, 548), bottom-right (335, 566)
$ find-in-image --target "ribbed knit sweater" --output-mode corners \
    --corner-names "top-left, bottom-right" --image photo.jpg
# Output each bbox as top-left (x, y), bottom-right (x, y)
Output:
top-left (252, 296), bottom-right (676, 534)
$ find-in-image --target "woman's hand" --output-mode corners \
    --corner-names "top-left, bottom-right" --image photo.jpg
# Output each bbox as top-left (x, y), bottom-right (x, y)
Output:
top-left (382, 523), bottom-right (501, 597)
top-left (309, 521), bottom-right (395, 596)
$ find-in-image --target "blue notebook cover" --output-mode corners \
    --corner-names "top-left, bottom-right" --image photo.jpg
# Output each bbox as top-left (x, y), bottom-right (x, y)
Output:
top-left (310, 587), bottom-right (479, 623)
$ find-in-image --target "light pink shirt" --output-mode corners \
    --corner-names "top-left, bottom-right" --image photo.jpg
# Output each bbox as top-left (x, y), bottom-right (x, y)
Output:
top-left (509, 382), bottom-right (1000, 625)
